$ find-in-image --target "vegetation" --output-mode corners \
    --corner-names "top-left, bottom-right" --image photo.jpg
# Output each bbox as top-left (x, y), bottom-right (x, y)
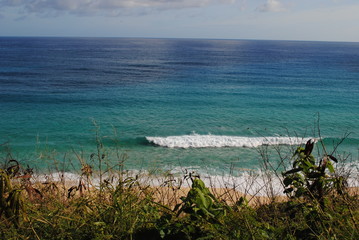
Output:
top-left (0, 138), bottom-right (358, 240)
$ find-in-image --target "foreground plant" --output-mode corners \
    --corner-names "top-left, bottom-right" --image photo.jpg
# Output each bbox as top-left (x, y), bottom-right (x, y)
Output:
top-left (282, 139), bottom-right (345, 206)
top-left (152, 176), bottom-right (231, 239)
top-left (281, 139), bottom-right (358, 239)
top-left (0, 160), bottom-right (29, 228)
top-left (0, 136), bottom-right (358, 239)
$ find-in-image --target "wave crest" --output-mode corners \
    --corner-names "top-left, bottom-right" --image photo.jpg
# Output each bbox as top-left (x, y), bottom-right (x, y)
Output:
top-left (146, 135), bottom-right (315, 148)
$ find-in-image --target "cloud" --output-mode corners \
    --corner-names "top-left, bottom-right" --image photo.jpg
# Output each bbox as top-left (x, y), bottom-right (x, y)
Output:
top-left (0, 0), bottom-right (239, 17)
top-left (256, 0), bottom-right (286, 12)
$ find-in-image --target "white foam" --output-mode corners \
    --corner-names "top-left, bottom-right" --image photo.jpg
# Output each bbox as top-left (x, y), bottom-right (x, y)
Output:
top-left (31, 167), bottom-right (359, 197)
top-left (146, 134), bottom-right (315, 148)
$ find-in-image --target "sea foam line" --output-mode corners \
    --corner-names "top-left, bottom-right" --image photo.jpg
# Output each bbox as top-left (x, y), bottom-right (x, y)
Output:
top-left (32, 165), bottom-right (359, 196)
top-left (146, 135), bottom-right (315, 148)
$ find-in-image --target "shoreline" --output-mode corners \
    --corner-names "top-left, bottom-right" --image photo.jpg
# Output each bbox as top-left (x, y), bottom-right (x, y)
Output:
top-left (24, 170), bottom-right (359, 208)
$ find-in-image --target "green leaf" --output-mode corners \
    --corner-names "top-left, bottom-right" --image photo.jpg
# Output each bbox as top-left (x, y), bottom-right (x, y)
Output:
top-left (308, 155), bottom-right (316, 165)
top-left (284, 187), bottom-right (294, 194)
top-left (283, 177), bottom-right (293, 186)
top-left (304, 139), bottom-right (314, 156)
top-left (328, 155), bottom-right (338, 163)
top-left (283, 168), bottom-right (303, 175)
top-left (299, 152), bottom-right (306, 159)
top-left (327, 161), bottom-right (335, 173)
top-left (160, 229), bottom-right (165, 239)
top-left (295, 187), bottom-right (306, 197)
top-left (303, 159), bottom-right (315, 168)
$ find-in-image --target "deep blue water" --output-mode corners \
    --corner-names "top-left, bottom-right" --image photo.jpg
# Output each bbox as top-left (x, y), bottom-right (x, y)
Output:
top-left (1, 37), bottom-right (359, 174)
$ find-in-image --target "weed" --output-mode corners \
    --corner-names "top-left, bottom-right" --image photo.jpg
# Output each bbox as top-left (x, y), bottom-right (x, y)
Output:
top-left (0, 134), bottom-right (358, 239)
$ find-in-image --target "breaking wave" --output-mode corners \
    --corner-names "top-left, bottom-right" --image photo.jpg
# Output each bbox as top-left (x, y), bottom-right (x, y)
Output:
top-left (146, 134), bottom-right (315, 148)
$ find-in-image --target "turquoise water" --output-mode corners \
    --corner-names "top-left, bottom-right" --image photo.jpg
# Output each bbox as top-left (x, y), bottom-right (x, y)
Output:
top-left (1, 37), bottom-right (359, 174)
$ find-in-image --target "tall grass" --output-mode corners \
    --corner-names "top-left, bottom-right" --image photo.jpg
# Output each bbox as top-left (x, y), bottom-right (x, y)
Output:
top-left (0, 134), bottom-right (358, 240)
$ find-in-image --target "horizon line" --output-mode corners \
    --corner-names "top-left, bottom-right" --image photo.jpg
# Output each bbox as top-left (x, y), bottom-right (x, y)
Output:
top-left (0, 35), bottom-right (358, 44)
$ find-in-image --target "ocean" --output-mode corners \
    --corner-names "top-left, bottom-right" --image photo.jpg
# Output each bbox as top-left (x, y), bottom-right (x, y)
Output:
top-left (1, 37), bottom-right (359, 178)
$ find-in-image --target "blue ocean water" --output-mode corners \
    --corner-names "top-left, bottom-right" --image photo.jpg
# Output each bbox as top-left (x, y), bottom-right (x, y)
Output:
top-left (1, 37), bottom-right (359, 174)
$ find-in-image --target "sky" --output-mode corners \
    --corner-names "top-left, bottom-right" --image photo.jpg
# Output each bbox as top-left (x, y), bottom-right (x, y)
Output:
top-left (0, 0), bottom-right (359, 42)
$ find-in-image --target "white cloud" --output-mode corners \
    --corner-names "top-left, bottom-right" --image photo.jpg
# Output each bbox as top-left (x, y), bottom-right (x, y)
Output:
top-left (256, 0), bottom-right (286, 12)
top-left (0, 0), bottom-right (240, 17)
